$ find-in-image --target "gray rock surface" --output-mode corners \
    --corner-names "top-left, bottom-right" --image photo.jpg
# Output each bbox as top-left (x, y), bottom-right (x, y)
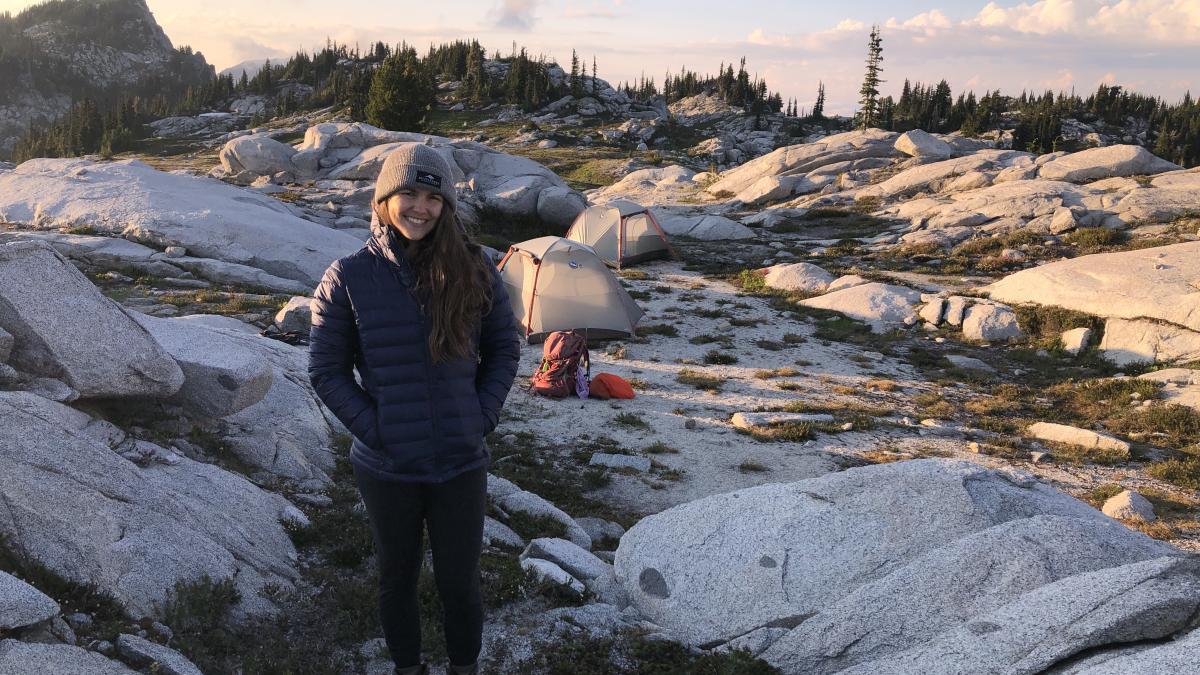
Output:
top-left (839, 556), bottom-right (1200, 675)
top-left (762, 263), bottom-right (834, 294)
top-left (614, 459), bottom-right (1105, 646)
top-left (0, 640), bottom-right (135, 674)
top-left (761, 515), bottom-right (1181, 674)
top-left (483, 517), bottom-right (525, 549)
top-left (1074, 628), bottom-right (1200, 673)
top-left (274, 296), bottom-right (314, 333)
top-left (1062, 327), bottom-right (1092, 355)
top-left (799, 283), bottom-right (920, 332)
top-left (0, 158), bottom-right (362, 286)
top-left (589, 453), bottom-right (651, 472)
top-left (522, 538), bottom-right (612, 581)
top-left (962, 303), bottom-right (1022, 341)
top-left (131, 312), bottom-right (273, 418)
top-left (1038, 145), bottom-right (1180, 183)
top-left (219, 133), bottom-right (299, 177)
top-left (172, 315), bottom-right (341, 482)
top-left (895, 129), bottom-right (952, 158)
top-left (0, 391), bottom-right (300, 617)
top-left (0, 326), bottom-right (10, 362)
top-left (1027, 422), bottom-right (1130, 454)
top-left (0, 571), bottom-right (60, 630)
top-left (520, 558), bottom-right (584, 595)
top-left (0, 240), bottom-right (184, 399)
top-left (498, 490), bottom-right (592, 549)
top-left (1102, 490), bottom-right (1156, 522)
top-left (116, 633), bottom-right (203, 675)
top-left (1098, 318), bottom-right (1200, 366)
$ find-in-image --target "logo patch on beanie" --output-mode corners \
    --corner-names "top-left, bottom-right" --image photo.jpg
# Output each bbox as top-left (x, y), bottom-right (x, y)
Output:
top-left (415, 171), bottom-right (442, 189)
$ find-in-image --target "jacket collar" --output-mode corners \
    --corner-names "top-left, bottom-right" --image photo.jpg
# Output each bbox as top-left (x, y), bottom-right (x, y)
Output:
top-left (368, 211), bottom-right (416, 287)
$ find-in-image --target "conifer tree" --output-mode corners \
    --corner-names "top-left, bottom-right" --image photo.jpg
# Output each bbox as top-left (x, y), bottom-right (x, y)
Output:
top-left (857, 26), bottom-right (884, 129)
top-left (591, 56), bottom-right (597, 95)
top-left (365, 45), bottom-right (434, 131)
top-left (813, 81), bottom-right (825, 119)
top-left (570, 49), bottom-right (581, 98)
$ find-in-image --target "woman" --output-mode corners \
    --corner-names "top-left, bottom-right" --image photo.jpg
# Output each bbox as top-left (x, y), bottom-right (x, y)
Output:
top-left (308, 143), bottom-right (520, 675)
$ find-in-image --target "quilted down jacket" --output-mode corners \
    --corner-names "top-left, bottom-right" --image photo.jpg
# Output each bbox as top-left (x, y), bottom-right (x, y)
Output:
top-left (308, 221), bottom-right (520, 482)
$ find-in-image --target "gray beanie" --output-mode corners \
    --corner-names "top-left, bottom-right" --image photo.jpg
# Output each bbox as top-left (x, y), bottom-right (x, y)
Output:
top-left (373, 142), bottom-right (457, 212)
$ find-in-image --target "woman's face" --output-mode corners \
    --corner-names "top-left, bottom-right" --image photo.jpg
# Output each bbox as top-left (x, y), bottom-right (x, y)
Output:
top-left (380, 187), bottom-right (444, 241)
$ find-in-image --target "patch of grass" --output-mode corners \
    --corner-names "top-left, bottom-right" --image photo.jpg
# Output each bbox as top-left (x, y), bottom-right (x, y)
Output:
top-left (619, 269), bottom-right (651, 280)
top-left (1064, 227), bottom-right (1127, 252)
top-left (676, 368), bottom-right (726, 393)
top-left (691, 334), bottom-right (733, 347)
top-left (528, 633), bottom-right (780, 675)
top-left (65, 226), bottom-right (99, 235)
top-left (1013, 304), bottom-right (1105, 346)
top-left (783, 333), bottom-right (806, 344)
top-left (614, 412), bottom-right (649, 428)
top-left (639, 323), bottom-right (679, 338)
top-left (644, 441), bottom-right (679, 454)
top-left (729, 317), bottom-right (765, 327)
top-left (754, 367), bottom-right (801, 379)
top-left (1085, 483), bottom-right (1125, 507)
top-left (744, 422), bottom-right (815, 443)
top-left (1043, 440), bottom-right (1131, 466)
top-left (737, 459), bottom-right (771, 473)
top-left (703, 349), bottom-right (738, 365)
top-left (1111, 404), bottom-right (1200, 448)
top-left (1147, 456), bottom-right (1200, 490)
top-left (694, 308), bottom-right (728, 319)
top-left (913, 391), bottom-right (958, 419)
top-left (734, 269), bottom-right (768, 295)
top-left (865, 379), bottom-right (900, 392)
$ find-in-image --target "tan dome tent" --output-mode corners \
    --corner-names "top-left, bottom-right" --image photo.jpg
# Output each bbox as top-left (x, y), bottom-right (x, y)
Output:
top-left (498, 236), bottom-right (645, 343)
top-left (564, 200), bottom-right (675, 268)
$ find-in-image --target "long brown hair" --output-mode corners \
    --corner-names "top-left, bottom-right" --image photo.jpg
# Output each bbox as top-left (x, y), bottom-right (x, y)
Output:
top-left (381, 204), bottom-right (495, 362)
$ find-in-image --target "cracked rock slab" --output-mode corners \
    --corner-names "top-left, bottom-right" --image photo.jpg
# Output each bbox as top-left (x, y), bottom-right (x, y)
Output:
top-left (614, 459), bottom-right (1105, 646)
top-left (0, 240), bottom-right (183, 399)
top-left (0, 391), bottom-right (300, 618)
top-left (839, 556), bottom-right (1200, 675)
top-left (0, 639), bottom-right (135, 674)
top-left (0, 571), bottom-right (60, 630)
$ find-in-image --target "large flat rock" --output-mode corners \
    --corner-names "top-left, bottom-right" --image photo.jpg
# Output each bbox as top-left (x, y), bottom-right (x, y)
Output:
top-left (173, 315), bottom-right (341, 482)
top-left (1038, 145), bottom-right (1180, 183)
top-left (707, 129), bottom-right (898, 196)
top-left (0, 240), bottom-right (184, 399)
top-left (0, 640), bottom-right (135, 674)
top-left (1098, 318), bottom-right (1200, 366)
top-left (985, 242), bottom-right (1200, 333)
top-left (839, 556), bottom-right (1200, 675)
top-left (0, 158), bottom-right (362, 286)
top-left (762, 515), bottom-right (1180, 674)
top-left (613, 459), bottom-right (1104, 646)
top-left (0, 570), bottom-right (60, 630)
top-left (799, 282), bottom-right (920, 332)
top-left (0, 391), bottom-right (301, 618)
top-left (130, 312), bottom-right (273, 418)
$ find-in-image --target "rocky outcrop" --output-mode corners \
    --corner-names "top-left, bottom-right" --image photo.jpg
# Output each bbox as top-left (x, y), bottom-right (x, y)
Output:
top-left (0, 571), bottom-right (59, 631)
top-left (707, 129), bottom-right (898, 196)
top-left (614, 460), bottom-right (1196, 674)
top-left (0, 158), bottom-right (362, 286)
top-left (0, 391), bottom-right (301, 618)
top-left (799, 283), bottom-right (920, 331)
top-left (0, 640), bottom-right (135, 674)
top-left (1038, 145), bottom-right (1180, 183)
top-left (0, 240), bottom-right (183, 399)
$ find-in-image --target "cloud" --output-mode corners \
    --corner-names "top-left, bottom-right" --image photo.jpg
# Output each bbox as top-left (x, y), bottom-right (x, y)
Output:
top-left (970, 0), bottom-right (1200, 43)
top-left (747, 28), bottom-right (792, 47)
top-left (488, 0), bottom-right (539, 31)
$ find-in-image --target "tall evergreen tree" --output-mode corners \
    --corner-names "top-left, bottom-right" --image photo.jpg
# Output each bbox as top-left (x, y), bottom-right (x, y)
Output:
top-left (812, 81), bottom-right (826, 119)
top-left (365, 45), bottom-right (434, 131)
top-left (569, 49), bottom-right (582, 98)
top-left (857, 26), bottom-right (884, 129)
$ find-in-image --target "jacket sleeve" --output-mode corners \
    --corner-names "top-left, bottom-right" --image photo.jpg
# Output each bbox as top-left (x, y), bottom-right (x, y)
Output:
top-left (476, 265), bottom-right (521, 433)
top-left (308, 260), bottom-right (378, 447)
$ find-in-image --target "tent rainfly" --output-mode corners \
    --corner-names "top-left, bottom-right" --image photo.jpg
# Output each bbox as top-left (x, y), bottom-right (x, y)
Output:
top-left (564, 199), bottom-right (675, 268)
top-left (497, 236), bottom-right (645, 343)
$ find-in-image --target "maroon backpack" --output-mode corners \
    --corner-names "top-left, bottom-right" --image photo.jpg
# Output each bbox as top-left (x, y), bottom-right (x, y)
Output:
top-left (530, 330), bottom-right (590, 398)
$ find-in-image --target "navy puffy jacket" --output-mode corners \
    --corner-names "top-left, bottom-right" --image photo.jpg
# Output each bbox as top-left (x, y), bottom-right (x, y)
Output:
top-left (308, 222), bottom-right (521, 483)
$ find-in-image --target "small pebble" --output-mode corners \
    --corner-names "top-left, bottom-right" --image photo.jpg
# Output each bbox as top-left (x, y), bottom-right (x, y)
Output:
top-left (967, 441), bottom-right (981, 453)
top-left (684, 418), bottom-right (697, 430)
top-left (840, 422), bottom-right (853, 431)
top-left (1030, 451), bottom-right (1050, 463)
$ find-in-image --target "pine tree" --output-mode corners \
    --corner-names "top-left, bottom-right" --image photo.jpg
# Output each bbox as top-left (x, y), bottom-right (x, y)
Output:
top-left (813, 81), bottom-right (825, 119)
top-left (365, 46), bottom-right (435, 131)
top-left (569, 49), bottom-right (581, 98)
top-left (591, 56), bottom-right (597, 95)
top-left (857, 26), bottom-right (884, 129)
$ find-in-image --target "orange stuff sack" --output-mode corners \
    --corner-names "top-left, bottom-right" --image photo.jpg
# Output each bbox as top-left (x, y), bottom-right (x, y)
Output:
top-left (589, 373), bottom-right (636, 400)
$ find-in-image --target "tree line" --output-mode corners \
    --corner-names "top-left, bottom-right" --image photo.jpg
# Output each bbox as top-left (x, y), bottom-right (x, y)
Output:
top-left (853, 27), bottom-right (1200, 166)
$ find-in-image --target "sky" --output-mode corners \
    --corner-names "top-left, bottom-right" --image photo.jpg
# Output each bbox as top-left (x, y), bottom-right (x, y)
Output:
top-left (4, 0), bottom-right (1200, 114)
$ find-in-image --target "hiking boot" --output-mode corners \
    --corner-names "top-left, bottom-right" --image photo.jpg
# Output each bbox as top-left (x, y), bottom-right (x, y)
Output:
top-left (448, 663), bottom-right (478, 675)
top-left (394, 664), bottom-right (427, 675)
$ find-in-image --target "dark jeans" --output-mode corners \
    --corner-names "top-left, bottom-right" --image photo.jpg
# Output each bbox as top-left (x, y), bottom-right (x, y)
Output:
top-left (353, 464), bottom-right (487, 668)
